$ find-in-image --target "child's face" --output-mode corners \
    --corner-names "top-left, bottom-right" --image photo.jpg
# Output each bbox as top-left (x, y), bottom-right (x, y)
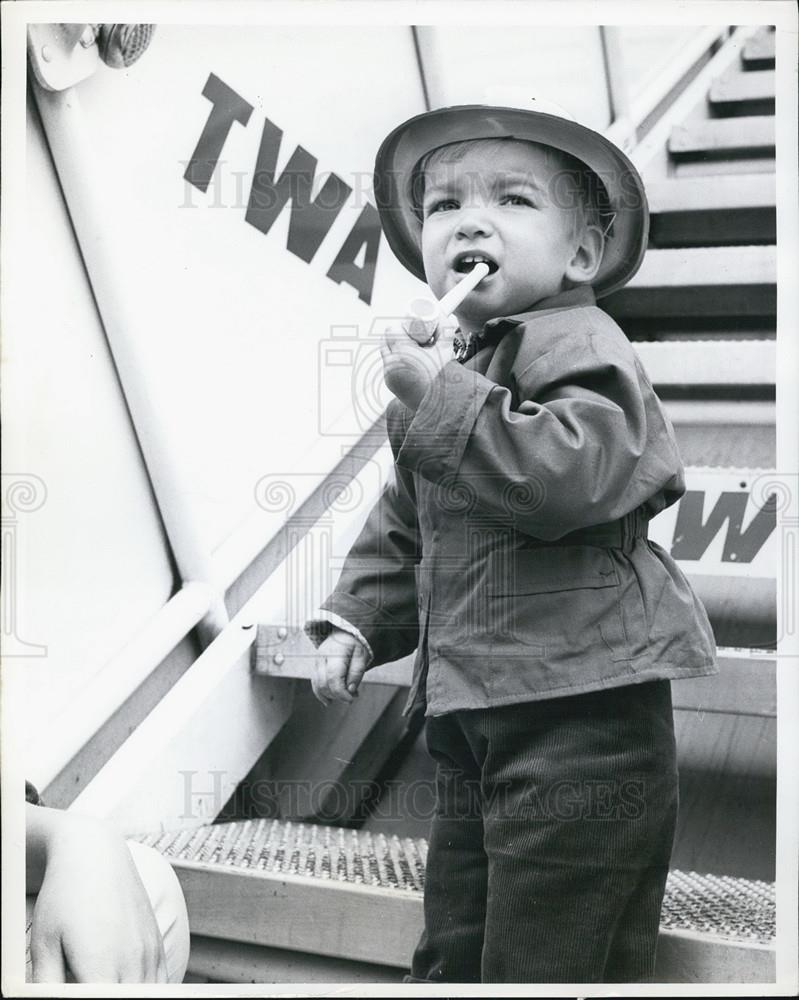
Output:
top-left (420, 141), bottom-right (587, 332)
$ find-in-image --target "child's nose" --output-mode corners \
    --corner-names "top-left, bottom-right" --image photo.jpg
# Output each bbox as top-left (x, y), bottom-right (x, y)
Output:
top-left (455, 206), bottom-right (495, 241)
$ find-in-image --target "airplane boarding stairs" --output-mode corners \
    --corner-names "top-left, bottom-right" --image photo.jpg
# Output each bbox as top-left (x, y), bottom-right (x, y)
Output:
top-left (137, 28), bottom-right (779, 984)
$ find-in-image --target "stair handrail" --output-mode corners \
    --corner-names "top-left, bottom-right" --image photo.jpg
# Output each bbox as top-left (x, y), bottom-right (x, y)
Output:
top-left (604, 26), bottom-right (731, 152)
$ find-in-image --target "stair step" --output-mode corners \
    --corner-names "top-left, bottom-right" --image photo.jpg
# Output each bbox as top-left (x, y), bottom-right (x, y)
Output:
top-left (648, 175), bottom-right (776, 246)
top-left (668, 116), bottom-right (775, 161)
top-left (604, 246), bottom-right (775, 320)
top-left (634, 340), bottom-right (774, 387)
top-left (672, 651), bottom-right (775, 718)
top-left (187, 936), bottom-right (403, 984)
top-left (742, 32), bottom-right (775, 71)
top-left (674, 159), bottom-right (774, 179)
top-left (634, 329), bottom-right (774, 341)
top-left (138, 822), bottom-right (776, 982)
top-left (670, 420), bottom-right (774, 470)
top-left (708, 70), bottom-right (775, 116)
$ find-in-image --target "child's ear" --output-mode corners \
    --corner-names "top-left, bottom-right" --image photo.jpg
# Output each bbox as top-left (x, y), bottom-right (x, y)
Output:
top-left (564, 224), bottom-right (604, 285)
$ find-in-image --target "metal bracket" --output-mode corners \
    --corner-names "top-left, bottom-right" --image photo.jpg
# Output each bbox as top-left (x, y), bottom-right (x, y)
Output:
top-left (251, 624), bottom-right (311, 678)
top-left (27, 24), bottom-right (99, 92)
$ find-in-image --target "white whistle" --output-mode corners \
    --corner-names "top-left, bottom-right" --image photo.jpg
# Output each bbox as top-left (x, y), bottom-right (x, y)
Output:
top-left (406, 263), bottom-right (490, 345)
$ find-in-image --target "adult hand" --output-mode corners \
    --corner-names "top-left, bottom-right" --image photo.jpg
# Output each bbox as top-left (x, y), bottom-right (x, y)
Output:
top-left (311, 627), bottom-right (369, 705)
top-left (30, 809), bottom-right (167, 983)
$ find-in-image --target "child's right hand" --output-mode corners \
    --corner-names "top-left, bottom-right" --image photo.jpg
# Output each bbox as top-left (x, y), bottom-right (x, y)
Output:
top-left (311, 627), bottom-right (369, 705)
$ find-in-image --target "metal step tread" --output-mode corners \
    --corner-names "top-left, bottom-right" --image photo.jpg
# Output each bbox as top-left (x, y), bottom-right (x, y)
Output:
top-left (634, 339), bottom-right (774, 386)
top-left (139, 819), bottom-right (427, 892)
top-left (648, 174), bottom-right (776, 213)
top-left (668, 116), bottom-right (775, 158)
top-left (710, 69), bottom-right (775, 103)
top-left (670, 421), bottom-right (774, 473)
top-left (673, 159), bottom-right (774, 179)
top-left (606, 245), bottom-right (776, 320)
top-left (137, 820), bottom-right (776, 949)
top-left (629, 245), bottom-right (775, 287)
top-left (647, 174), bottom-right (776, 247)
top-left (742, 32), bottom-right (775, 71)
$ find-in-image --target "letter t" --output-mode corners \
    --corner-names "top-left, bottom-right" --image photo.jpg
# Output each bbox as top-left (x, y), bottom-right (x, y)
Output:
top-left (184, 73), bottom-right (254, 193)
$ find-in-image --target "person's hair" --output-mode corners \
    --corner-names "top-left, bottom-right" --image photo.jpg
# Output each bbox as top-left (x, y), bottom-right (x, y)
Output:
top-left (411, 137), bottom-right (612, 240)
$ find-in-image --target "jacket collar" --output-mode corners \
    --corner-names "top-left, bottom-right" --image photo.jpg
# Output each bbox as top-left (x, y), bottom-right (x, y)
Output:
top-left (453, 285), bottom-right (597, 363)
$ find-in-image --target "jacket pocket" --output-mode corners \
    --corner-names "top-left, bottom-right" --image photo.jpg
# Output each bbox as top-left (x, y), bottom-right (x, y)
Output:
top-left (484, 546), bottom-right (631, 663)
top-left (486, 546), bottom-right (620, 596)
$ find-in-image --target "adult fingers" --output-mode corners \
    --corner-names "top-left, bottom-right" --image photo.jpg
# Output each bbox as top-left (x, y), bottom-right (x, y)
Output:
top-left (57, 932), bottom-right (126, 984)
top-left (155, 942), bottom-right (168, 984)
top-left (30, 933), bottom-right (67, 983)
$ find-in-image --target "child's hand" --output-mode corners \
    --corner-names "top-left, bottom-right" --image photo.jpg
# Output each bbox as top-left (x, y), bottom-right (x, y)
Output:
top-left (311, 627), bottom-right (369, 705)
top-left (380, 316), bottom-right (456, 410)
top-left (29, 809), bottom-right (167, 983)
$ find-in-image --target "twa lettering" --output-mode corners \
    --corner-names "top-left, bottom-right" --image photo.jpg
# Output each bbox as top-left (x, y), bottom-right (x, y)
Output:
top-left (649, 470), bottom-right (780, 575)
top-left (183, 73), bottom-right (381, 305)
top-left (671, 490), bottom-right (775, 563)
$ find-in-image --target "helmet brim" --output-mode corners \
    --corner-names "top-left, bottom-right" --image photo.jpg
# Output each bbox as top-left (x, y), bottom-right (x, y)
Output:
top-left (373, 105), bottom-right (649, 299)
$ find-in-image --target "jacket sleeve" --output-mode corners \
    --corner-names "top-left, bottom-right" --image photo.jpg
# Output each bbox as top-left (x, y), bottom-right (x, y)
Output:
top-left (306, 401), bottom-right (422, 668)
top-left (395, 327), bottom-right (682, 540)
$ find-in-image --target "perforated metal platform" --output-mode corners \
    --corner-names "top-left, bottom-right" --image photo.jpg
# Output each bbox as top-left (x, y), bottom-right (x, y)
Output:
top-left (139, 819), bottom-right (427, 892)
top-left (660, 868), bottom-right (774, 945)
top-left (138, 818), bottom-right (775, 947)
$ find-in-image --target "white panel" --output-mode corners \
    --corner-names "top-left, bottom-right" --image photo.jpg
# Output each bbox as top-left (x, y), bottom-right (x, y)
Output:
top-left (416, 26), bottom-right (611, 130)
top-left (70, 26), bottom-right (428, 554)
top-left (7, 102), bottom-right (174, 774)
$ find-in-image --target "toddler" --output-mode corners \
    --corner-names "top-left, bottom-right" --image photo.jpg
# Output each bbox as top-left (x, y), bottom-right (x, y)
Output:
top-left (306, 100), bottom-right (716, 983)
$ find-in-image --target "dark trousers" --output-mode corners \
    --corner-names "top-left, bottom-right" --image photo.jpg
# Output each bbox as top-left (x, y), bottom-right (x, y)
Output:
top-left (407, 680), bottom-right (678, 984)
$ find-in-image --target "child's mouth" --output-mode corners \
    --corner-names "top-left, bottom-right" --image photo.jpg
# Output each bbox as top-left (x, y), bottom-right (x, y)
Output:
top-left (452, 252), bottom-right (499, 276)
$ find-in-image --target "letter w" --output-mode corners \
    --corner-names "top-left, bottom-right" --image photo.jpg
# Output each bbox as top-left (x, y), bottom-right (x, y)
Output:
top-left (671, 490), bottom-right (776, 563)
top-left (245, 118), bottom-right (352, 262)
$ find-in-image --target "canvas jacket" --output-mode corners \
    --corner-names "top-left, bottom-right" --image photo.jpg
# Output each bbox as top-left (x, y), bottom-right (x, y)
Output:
top-left (310, 285), bottom-right (717, 716)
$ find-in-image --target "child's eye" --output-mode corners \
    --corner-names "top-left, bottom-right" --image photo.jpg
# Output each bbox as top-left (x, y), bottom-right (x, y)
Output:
top-left (501, 194), bottom-right (534, 207)
top-left (426, 199), bottom-right (459, 216)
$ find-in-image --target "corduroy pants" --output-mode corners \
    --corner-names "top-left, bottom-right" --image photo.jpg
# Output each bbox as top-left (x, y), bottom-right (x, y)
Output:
top-left (407, 679), bottom-right (678, 984)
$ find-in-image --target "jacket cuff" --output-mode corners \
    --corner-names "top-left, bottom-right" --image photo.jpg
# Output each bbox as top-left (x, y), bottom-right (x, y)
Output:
top-left (314, 592), bottom-right (417, 669)
top-left (396, 360), bottom-right (495, 481)
top-left (304, 611), bottom-right (375, 668)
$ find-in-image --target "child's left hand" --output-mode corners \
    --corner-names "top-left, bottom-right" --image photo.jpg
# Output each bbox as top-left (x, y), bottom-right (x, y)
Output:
top-left (380, 316), bottom-right (456, 410)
